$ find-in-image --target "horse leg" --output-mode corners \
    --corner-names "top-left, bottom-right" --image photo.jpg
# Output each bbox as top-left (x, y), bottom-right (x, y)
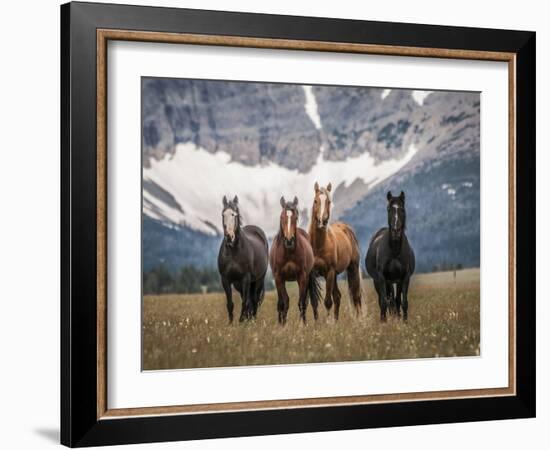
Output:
top-left (297, 272), bottom-right (308, 324)
top-left (395, 283), bottom-right (402, 318)
top-left (234, 283), bottom-right (246, 322)
top-left (240, 273), bottom-right (252, 321)
top-left (386, 281), bottom-right (395, 315)
top-left (252, 277), bottom-right (264, 319)
top-left (275, 276), bottom-right (289, 325)
top-left (375, 276), bottom-right (388, 322)
top-left (401, 276), bottom-right (410, 322)
top-left (332, 281), bottom-right (342, 321)
top-left (248, 280), bottom-right (257, 320)
top-left (324, 270), bottom-right (335, 314)
top-left (222, 277), bottom-right (234, 324)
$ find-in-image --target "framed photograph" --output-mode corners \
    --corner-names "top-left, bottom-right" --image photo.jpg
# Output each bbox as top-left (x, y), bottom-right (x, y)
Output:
top-left (61, 1), bottom-right (535, 447)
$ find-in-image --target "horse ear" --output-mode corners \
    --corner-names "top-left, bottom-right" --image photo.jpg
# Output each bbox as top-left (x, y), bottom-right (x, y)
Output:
top-left (233, 195), bottom-right (238, 204)
top-left (223, 195), bottom-right (228, 206)
top-left (387, 191), bottom-right (393, 202)
top-left (293, 196), bottom-right (298, 207)
top-left (314, 182), bottom-right (319, 192)
top-left (327, 182), bottom-right (332, 192)
top-left (280, 196), bottom-right (285, 208)
top-left (399, 191), bottom-right (405, 202)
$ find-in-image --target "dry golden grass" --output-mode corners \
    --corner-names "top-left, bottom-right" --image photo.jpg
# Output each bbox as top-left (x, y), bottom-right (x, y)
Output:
top-left (143, 269), bottom-right (480, 370)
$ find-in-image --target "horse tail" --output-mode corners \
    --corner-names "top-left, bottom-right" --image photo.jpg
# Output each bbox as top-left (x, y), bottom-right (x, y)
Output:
top-left (346, 262), bottom-right (363, 316)
top-left (307, 270), bottom-right (322, 320)
top-left (339, 224), bottom-right (363, 313)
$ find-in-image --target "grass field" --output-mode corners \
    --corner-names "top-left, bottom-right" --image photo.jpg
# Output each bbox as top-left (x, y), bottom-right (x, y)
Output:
top-left (142, 268), bottom-right (480, 370)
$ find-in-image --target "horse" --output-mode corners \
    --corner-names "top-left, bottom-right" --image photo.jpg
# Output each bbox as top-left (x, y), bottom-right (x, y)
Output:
top-left (217, 195), bottom-right (269, 323)
top-left (308, 182), bottom-right (363, 320)
top-left (365, 191), bottom-right (415, 321)
top-left (269, 196), bottom-right (322, 325)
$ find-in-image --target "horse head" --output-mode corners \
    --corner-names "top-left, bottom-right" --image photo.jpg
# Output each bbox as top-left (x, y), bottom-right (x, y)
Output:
top-left (312, 182), bottom-right (332, 229)
top-left (386, 191), bottom-right (406, 239)
top-left (222, 195), bottom-right (240, 247)
top-left (279, 196), bottom-right (299, 249)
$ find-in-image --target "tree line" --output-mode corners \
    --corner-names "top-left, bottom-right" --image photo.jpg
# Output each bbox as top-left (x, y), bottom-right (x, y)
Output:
top-left (144, 261), bottom-right (465, 295)
top-left (143, 264), bottom-right (277, 295)
top-left (143, 265), bottom-right (222, 295)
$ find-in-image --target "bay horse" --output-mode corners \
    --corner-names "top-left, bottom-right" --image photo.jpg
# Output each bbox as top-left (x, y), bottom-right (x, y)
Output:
top-left (308, 182), bottom-right (362, 320)
top-left (365, 191), bottom-right (415, 321)
top-left (217, 195), bottom-right (269, 323)
top-left (269, 196), bottom-right (322, 325)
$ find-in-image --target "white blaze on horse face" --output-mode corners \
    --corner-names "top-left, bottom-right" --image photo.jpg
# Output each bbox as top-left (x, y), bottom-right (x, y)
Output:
top-left (318, 193), bottom-right (327, 223)
top-left (286, 210), bottom-right (293, 237)
top-left (392, 204), bottom-right (400, 229)
top-left (223, 208), bottom-right (236, 240)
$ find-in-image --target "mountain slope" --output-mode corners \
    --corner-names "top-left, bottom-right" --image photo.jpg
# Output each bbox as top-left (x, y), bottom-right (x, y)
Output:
top-left (141, 79), bottom-right (480, 273)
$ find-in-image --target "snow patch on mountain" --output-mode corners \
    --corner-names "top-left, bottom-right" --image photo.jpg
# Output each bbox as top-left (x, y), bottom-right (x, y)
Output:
top-left (302, 85), bottom-right (322, 130)
top-left (381, 89), bottom-right (392, 100)
top-left (412, 90), bottom-right (433, 106)
top-left (143, 142), bottom-right (418, 236)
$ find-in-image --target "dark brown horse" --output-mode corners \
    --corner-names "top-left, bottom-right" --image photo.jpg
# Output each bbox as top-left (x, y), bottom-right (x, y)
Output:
top-left (269, 196), bottom-right (322, 324)
top-left (308, 182), bottom-right (362, 320)
top-left (218, 195), bottom-right (269, 323)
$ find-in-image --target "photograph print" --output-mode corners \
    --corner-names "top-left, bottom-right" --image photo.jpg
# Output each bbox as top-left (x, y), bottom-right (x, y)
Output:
top-left (141, 77), bottom-right (480, 370)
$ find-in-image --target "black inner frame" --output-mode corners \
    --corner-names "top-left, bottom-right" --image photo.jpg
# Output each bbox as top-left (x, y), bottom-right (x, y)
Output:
top-left (61, 2), bottom-right (535, 447)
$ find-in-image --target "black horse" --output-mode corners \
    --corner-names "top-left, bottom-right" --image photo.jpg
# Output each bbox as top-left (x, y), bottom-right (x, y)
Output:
top-left (366, 191), bottom-right (415, 321)
top-left (218, 195), bottom-right (269, 323)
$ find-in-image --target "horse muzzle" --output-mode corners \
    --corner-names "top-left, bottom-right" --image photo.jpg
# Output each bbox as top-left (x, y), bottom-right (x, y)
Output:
top-left (390, 228), bottom-right (403, 238)
top-left (317, 219), bottom-right (328, 228)
top-left (284, 237), bottom-right (295, 249)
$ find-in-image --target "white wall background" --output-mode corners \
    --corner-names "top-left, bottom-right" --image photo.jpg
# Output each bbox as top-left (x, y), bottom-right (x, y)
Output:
top-left (0, 0), bottom-right (546, 448)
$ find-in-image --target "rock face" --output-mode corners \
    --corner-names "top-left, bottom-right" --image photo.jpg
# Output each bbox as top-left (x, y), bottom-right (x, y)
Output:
top-left (142, 78), bottom-right (321, 172)
top-left (315, 87), bottom-right (418, 162)
top-left (142, 78), bottom-right (480, 273)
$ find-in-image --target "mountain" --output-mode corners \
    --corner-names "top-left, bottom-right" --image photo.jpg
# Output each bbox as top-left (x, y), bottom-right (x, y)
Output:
top-left (142, 78), bottom-right (320, 171)
top-left (142, 78), bottom-right (480, 273)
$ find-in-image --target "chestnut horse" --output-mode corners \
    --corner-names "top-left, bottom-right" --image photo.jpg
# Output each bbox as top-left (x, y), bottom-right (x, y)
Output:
top-left (269, 196), bottom-right (322, 324)
top-left (308, 182), bottom-right (362, 320)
